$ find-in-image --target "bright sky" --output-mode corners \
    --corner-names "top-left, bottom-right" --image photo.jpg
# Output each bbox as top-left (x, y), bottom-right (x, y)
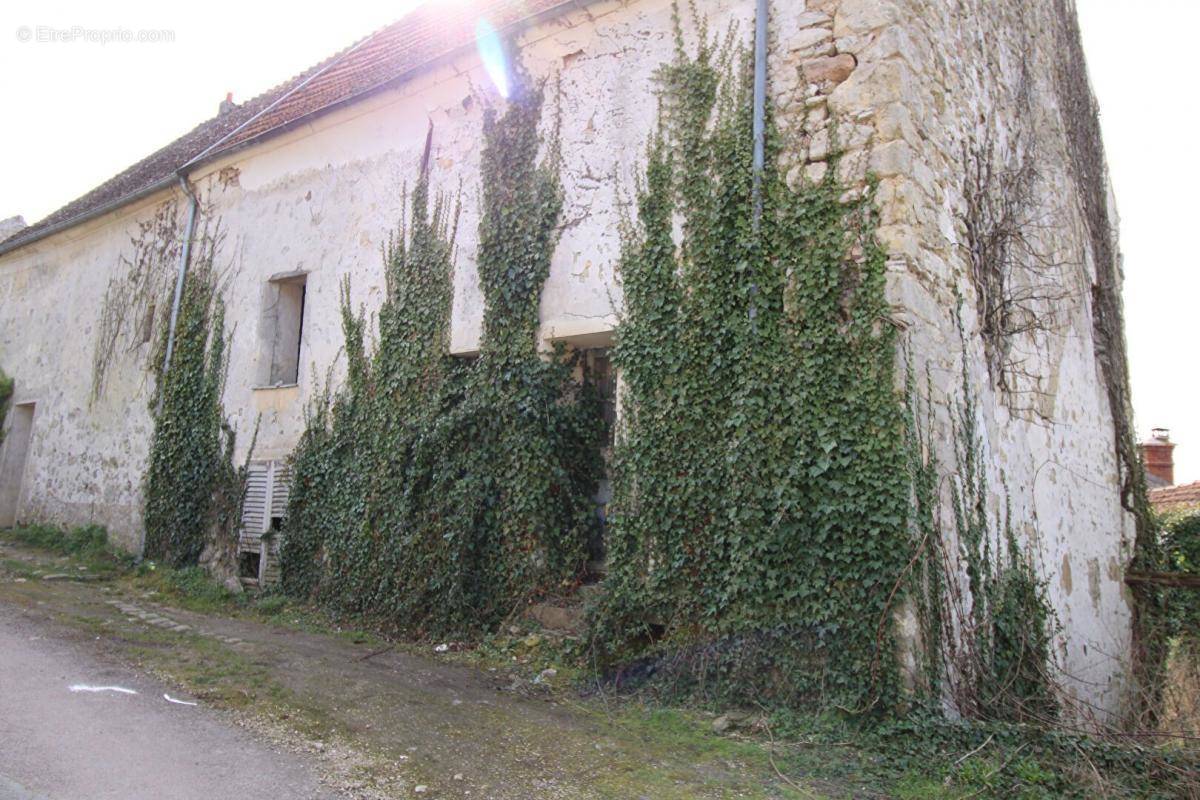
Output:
top-left (1076, 1), bottom-right (1200, 484)
top-left (0, 1), bottom-right (1195, 483)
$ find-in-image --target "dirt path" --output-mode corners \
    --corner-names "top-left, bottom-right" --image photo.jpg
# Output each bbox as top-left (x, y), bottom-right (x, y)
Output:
top-left (0, 542), bottom-right (809, 799)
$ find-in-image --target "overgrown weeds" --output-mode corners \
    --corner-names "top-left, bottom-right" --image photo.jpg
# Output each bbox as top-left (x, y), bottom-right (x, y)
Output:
top-left (766, 707), bottom-right (1196, 799)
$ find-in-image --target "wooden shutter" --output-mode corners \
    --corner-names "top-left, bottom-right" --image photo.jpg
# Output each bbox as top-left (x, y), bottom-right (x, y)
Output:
top-left (239, 461), bottom-right (271, 552)
top-left (239, 460), bottom-right (291, 583)
top-left (269, 462), bottom-right (291, 522)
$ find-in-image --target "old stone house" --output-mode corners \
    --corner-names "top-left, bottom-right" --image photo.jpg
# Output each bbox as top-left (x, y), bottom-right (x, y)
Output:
top-left (0, 0), bottom-right (1138, 716)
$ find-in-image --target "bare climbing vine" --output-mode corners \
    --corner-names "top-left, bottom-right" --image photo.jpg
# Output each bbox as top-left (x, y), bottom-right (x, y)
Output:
top-left (92, 201), bottom-right (181, 403)
top-left (957, 60), bottom-right (1071, 418)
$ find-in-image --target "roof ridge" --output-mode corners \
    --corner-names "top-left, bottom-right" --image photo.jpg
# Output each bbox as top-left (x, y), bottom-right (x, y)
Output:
top-left (1, 0), bottom-right (574, 256)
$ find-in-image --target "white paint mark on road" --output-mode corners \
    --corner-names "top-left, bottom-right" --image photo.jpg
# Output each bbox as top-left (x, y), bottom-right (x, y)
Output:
top-left (68, 684), bottom-right (137, 695)
top-left (163, 694), bottom-right (197, 706)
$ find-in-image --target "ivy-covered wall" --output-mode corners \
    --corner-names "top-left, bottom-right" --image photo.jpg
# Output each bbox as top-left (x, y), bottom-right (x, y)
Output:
top-left (590, 29), bottom-right (908, 711)
top-left (0, 0), bottom-right (1136, 717)
top-left (281, 71), bottom-right (604, 634)
top-left (142, 224), bottom-right (245, 568)
top-left (0, 366), bottom-right (12, 447)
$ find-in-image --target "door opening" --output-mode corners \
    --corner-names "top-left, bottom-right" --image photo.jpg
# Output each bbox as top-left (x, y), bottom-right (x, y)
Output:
top-left (0, 402), bottom-right (36, 527)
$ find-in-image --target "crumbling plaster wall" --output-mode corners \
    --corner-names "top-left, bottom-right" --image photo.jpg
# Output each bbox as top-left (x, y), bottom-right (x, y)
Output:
top-left (0, 196), bottom-right (172, 551)
top-left (194, 0), bottom-right (812, 464)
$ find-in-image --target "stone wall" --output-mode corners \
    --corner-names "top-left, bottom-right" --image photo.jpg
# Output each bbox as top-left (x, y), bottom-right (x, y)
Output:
top-left (0, 0), bottom-right (1134, 716)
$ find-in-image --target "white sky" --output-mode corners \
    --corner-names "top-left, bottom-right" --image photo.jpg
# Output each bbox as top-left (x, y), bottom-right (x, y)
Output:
top-left (1075, 0), bottom-right (1200, 484)
top-left (0, 0), bottom-right (1195, 483)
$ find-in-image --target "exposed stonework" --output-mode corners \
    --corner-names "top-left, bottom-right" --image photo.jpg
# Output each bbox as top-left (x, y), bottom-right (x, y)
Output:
top-left (0, 0), bottom-right (1134, 718)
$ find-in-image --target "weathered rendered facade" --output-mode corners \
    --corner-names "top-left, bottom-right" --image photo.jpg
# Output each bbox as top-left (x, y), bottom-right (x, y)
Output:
top-left (0, 0), bottom-right (1135, 717)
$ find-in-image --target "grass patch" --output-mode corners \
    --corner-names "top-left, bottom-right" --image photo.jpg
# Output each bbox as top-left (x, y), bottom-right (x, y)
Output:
top-left (0, 557), bottom-right (40, 579)
top-left (254, 592), bottom-right (290, 616)
top-left (3, 523), bottom-right (133, 577)
top-left (9, 522), bottom-right (106, 557)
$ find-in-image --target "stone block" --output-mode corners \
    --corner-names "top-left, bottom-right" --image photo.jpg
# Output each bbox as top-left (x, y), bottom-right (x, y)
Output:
top-left (808, 129), bottom-right (830, 162)
top-left (833, 0), bottom-right (902, 38)
top-left (830, 60), bottom-right (913, 114)
top-left (790, 26), bottom-right (833, 53)
top-left (801, 54), bottom-right (857, 86)
top-left (870, 139), bottom-right (913, 177)
top-left (793, 11), bottom-right (832, 29)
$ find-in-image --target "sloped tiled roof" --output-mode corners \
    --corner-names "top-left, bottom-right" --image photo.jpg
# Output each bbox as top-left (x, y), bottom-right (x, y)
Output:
top-left (0, 0), bottom-right (572, 256)
top-left (1150, 480), bottom-right (1200, 511)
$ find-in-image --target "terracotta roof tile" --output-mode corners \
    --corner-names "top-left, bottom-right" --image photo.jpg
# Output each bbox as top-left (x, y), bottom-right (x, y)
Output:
top-left (1, 0), bottom-right (571, 255)
top-left (1150, 480), bottom-right (1200, 511)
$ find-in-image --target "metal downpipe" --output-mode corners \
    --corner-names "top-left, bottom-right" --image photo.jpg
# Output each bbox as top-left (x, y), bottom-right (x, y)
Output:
top-left (749, 0), bottom-right (768, 327)
top-left (752, 0), bottom-right (768, 227)
top-left (158, 172), bottom-right (199, 415)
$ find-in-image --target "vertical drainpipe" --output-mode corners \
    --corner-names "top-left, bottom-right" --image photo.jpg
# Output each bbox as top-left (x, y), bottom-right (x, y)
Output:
top-left (749, 0), bottom-right (768, 327)
top-left (142, 171), bottom-right (197, 557)
top-left (160, 172), bottom-right (199, 416)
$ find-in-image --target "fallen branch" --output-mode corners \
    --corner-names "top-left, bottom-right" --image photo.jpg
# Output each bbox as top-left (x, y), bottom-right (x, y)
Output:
top-left (756, 710), bottom-right (818, 800)
top-left (1124, 571), bottom-right (1200, 590)
top-left (952, 733), bottom-right (994, 769)
top-left (957, 743), bottom-right (1028, 800)
top-left (355, 642), bottom-right (396, 662)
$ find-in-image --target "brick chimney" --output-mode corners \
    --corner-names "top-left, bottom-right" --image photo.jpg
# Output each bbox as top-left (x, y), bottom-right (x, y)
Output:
top-left (219, 92), bottom-right (235, 116)
top-left (1141, 428), bottom-right (1175, 487)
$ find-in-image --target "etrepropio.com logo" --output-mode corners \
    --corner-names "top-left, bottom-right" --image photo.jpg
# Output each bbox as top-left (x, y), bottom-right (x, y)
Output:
top-left (15, 25), bottom-right (175, 44)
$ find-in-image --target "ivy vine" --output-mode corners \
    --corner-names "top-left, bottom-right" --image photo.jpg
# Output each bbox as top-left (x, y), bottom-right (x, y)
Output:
top-left (281, 61), bottom-right (604, 636)
top-left (589, 27), bottom-right (909, 712)
top-left (0, 364), bottom-right (12, 447)
top-left (903, 309), bottom-right (1057, 725)
top-left (143, 222), bottom-right (246, 568)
